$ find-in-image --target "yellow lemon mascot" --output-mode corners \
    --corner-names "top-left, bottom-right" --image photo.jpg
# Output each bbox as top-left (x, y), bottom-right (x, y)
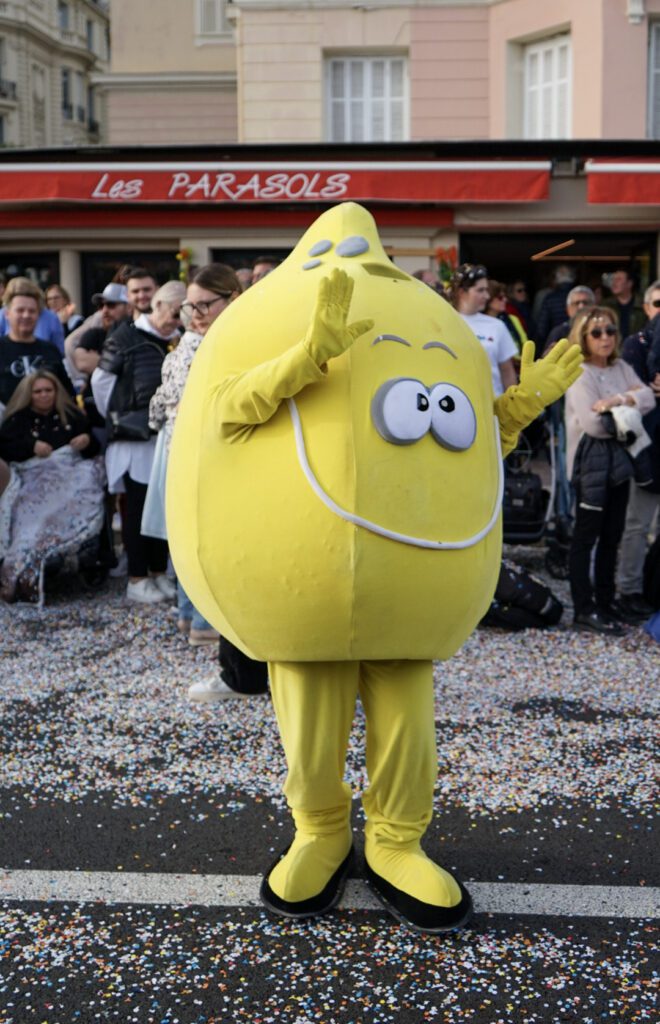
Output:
top-left (167, 203), bottom-right (581, 933)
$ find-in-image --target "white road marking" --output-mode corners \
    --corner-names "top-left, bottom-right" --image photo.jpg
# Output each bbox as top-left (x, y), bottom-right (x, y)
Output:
top-left (0, 871), bottom-right (657, 919)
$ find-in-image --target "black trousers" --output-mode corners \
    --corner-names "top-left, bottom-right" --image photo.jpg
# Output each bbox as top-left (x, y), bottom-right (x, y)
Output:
top-left (569, 481), bottom-right (630, 616)
top-left (123, 473), bottom-right (168, 578)
top-left (219, 636), bottom-right (268, 695)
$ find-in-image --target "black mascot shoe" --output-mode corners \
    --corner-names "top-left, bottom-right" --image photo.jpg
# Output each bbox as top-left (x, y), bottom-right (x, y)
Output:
top-left (259, 845), bottom-right (355, 920)
top-left (365, 858), bottom-right (473, 934)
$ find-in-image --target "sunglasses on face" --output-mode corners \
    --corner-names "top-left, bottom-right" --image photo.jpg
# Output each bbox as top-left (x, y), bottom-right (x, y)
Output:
top-left (587, 325), bottom-right (617, 339)
top-left (181, 295), bottom-right (231, 318)
top-left (650, 299), bottom-right (660, 309)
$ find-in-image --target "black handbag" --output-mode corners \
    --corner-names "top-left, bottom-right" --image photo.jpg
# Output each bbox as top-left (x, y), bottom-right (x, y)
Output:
top-left (107, 408), bottom-right (152, 441)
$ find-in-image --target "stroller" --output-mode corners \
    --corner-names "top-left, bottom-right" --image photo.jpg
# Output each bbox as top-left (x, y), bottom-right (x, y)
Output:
top-left (502, 407), bottom-right (572, 580)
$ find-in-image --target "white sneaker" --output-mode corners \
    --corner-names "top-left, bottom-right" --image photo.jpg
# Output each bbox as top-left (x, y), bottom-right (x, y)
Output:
top-left (151, 574), bottom-right (177, 600)
top-left (187, 675), bottom-right (253, 702)
top-left (126, 578), bottom-right (166, 604)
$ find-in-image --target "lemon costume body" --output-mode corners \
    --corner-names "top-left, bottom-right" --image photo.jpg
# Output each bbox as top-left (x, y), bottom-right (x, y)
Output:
top-left (167, 204), bottom-right (582, 932)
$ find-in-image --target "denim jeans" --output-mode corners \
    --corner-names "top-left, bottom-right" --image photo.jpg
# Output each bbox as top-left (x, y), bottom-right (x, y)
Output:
top-left (177, 580), bottom-right (213, 631)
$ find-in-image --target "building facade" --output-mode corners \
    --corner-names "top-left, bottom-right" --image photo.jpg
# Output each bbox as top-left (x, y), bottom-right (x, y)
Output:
top-left (95, 0), bottom-right (660, 145)
top-left (2, 0), bottom-right (660, 307)
top-left (0, 0), bottom-right (109, 148)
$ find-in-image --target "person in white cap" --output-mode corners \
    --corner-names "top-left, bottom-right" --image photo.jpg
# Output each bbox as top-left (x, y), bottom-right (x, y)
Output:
top-left (71, 283), bottom-right (130, 380)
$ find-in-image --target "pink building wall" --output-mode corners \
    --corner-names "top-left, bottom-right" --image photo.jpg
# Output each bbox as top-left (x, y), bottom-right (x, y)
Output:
top-left (106, 90), bottom-right (238, 145)
top-left (409, 6), bottom-right (489, 140)
top-left (489, 0), bottom-right (660, 139)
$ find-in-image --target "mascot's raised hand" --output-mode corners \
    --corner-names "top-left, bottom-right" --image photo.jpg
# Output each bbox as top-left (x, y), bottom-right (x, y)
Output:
top-left (303, 268), bottom-right (374, 367)
top-left (494, 338), bottom-right (583, 453)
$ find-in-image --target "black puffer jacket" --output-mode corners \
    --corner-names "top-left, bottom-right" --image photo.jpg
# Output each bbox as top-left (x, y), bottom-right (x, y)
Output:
top-left (99, 322), bottom-right (168, 442)
top-left (572, 435), bottom-right (634, 511)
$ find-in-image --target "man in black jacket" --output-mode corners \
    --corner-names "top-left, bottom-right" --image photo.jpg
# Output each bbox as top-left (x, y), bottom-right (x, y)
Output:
top-left (536, 265), bottom-right (576, 349)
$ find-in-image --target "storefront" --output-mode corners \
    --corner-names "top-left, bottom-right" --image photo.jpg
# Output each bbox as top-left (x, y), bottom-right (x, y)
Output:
top-left (0, 140), bottom-right (658, 314)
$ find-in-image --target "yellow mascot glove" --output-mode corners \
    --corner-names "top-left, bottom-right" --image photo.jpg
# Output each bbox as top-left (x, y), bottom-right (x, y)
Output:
top-left (303, 268), bottom-right (375, 368)
top-left (494, 339), bottom-right (583, 453)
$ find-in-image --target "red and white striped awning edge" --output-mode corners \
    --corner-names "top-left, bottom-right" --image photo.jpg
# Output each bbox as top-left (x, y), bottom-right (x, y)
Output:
top-left (585, 159), bottom-right (660, 205)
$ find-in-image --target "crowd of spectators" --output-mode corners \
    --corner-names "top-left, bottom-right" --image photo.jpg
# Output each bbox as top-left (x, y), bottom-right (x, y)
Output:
top-left (0, 252), bottom-right (658, 681)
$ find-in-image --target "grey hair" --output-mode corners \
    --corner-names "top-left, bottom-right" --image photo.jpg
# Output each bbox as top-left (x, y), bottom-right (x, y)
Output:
top-left (152, 280), bottom-right (186, 307)
top-left (566, 285), bottom-right (595, 306)
top-left (644, 279), bottom-right (660, 304)
top-left (554, 264), bottom-right (576, 285)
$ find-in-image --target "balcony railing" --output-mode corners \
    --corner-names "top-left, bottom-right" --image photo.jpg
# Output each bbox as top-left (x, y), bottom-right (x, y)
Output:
top-left (0, 79), bottom-right (17, 102)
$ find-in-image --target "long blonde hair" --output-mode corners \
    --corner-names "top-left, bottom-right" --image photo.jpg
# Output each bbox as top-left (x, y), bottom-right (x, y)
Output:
top-left (3, 370), bottom-right (78, 426)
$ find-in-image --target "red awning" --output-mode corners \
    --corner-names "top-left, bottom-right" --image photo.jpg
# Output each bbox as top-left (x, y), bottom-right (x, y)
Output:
top-left (586, 159), bottom-right (660, 204)
top-left (0, 160), bottom-right (551, 206)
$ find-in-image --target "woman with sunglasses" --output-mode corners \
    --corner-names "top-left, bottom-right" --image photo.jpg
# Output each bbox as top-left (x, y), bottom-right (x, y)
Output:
top-left (146, 265), bottom-right (241, 646)
top-left (565, 307), bottom-right (654, 634)
top-left (91, 279), bottom-right (186, 604)
top-left (485, 279), bottom-right (527, 352)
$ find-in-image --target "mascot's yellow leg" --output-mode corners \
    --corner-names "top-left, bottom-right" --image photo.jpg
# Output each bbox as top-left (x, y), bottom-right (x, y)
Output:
top-left (264, 661), bottom-right (357, 910)
top-left (360, 660), bottom-right (472, 931)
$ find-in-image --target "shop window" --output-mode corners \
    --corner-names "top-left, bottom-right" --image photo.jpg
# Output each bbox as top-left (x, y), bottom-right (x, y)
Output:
top-left (0, 254), bottom-right (60, 291)
top-left (325, 56), bottom-right (408, 143)
top-left (649, 22), bottom-right (660, 138)
top-left (522, 34), bottom-right (571, 139)
top-left (196, 0), bottom-right (228, 38)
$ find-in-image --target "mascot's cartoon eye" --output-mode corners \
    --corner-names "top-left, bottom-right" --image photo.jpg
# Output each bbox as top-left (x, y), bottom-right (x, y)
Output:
top-left (371, 378), bottom-right (432, 445)
top-left (429, 383), bottom-right (477, 451)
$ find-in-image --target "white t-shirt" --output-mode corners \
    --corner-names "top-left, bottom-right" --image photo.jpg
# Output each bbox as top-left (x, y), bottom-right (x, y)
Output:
top-left (459, 312), bottom-right (518, 397)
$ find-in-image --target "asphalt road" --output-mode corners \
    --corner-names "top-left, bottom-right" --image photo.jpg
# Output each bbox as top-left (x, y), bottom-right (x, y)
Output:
top-left (0, 547), bottom-right (657, 1024)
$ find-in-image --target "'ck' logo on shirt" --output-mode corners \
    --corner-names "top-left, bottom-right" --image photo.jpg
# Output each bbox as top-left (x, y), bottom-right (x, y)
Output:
top-left (9, 355), bottom-right (45, 379)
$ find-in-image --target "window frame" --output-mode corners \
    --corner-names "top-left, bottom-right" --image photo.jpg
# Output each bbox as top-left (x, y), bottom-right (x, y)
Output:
top-left (61, 67), bottom-right (72, 120)
top-left (58, 1), bottom-right (70, 31)
top-left (324, 54), bottom-right (409, 143)
top-left (195, 0), bottom-right (230, 43)
top-left (522, 33), bottom-right (572, 140)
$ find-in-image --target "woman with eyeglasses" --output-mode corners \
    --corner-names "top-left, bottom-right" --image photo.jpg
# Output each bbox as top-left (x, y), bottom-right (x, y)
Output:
top-left (145, 265), bottom-right (241, 645)
top-left (91, 279), bottom-right (186, 604)
top-left (565, 306), bottom-right (654, 635)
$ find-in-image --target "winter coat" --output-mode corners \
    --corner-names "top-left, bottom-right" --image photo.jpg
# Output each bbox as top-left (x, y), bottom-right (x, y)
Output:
top-left (0, 405), bottom-right (98, 463)
top-left (571, 434), bottom-right (634, 510)
top-left (98, 321), bottom-right (168, 443)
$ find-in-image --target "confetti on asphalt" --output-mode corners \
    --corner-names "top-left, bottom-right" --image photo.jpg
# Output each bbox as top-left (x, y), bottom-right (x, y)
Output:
top-left (0, 904), bottom-right (657, 1024)
top-left (0, 557), bottom-right (657, 822)
top-left (1, 550), bottom-right (657, 1023)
